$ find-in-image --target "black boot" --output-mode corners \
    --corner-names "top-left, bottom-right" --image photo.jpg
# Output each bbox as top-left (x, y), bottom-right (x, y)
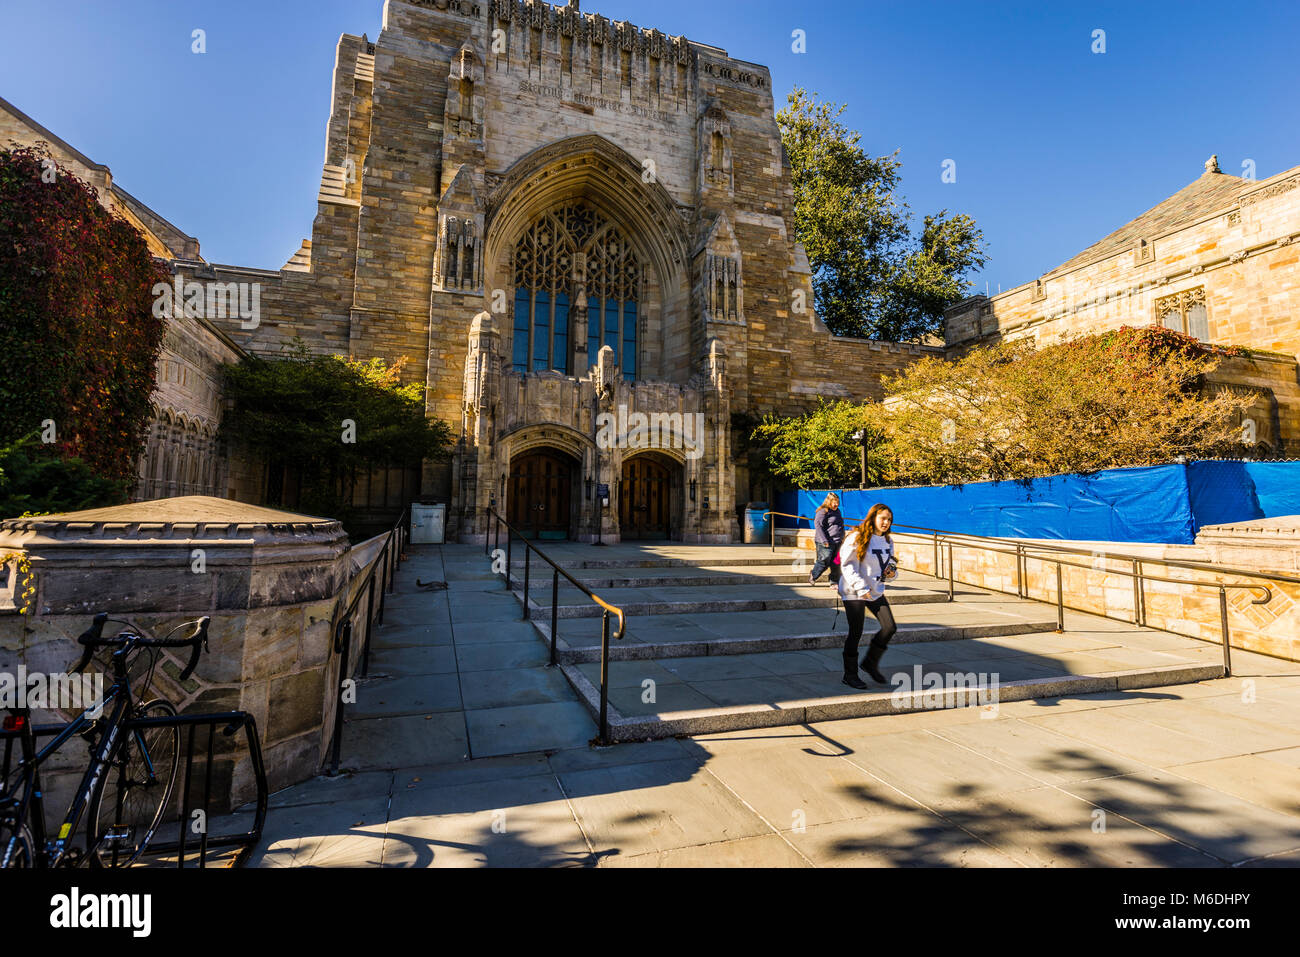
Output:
top-left (842, 652), bottom-right (867, 690)
top-left (861, 641), bottom-right (889, 684)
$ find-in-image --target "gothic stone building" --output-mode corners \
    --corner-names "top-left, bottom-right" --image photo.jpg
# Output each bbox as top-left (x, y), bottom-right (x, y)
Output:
top-left (944, 155), bottom-right (1300, 451)
top-left (164, 0), bottom-right (934, 543)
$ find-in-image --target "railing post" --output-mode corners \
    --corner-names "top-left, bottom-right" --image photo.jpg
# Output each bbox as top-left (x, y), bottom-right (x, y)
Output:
top-left (1131, 559), bottom-right (1141, 625)
top-left (387, 530), bottom-right (397, 593)
top-left (1055, 562), bottom-right (1064, 632)
top-left (376, 541), bottom-right (388, 626)
top-left (1136, 560), bottom-right (1145, 626)
top-left (523, 545), bottom-right (531, 620)
top-left (946, 542), bottom-right (954, 601)
top-left (933, 531), bottom-right (940, 579)
top-left (550, 568), bottom-right (559, 666)
top-left (770, 513), bottom-right (775, 553)
top-left (494, 514), bottom-right (500, 557)
top-left (1219, 585), bottom-right (1233, 677)
top-left (1015, 544), bottom-right (1022, 598)
top-left (328, 619), bottom-right (352, 776)
top-left (505, 531), bottom-right (512, 590)
top-left (360, 576), bottom-right (376, 678)
top-left (598, 610), bottom-right (611, 746)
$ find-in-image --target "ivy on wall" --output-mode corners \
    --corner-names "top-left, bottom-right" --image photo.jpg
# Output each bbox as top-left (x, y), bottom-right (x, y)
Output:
top-left (0, 146), bottom-right (168, 486)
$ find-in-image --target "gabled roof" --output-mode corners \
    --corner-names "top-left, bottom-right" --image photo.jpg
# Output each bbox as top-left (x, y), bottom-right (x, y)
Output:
top-left (1044, 161), bottom-right (1246, 277)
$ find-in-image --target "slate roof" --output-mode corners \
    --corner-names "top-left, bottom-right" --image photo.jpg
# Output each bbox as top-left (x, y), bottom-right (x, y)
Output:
top-left (1044, 166), bottom-right (1246, 277)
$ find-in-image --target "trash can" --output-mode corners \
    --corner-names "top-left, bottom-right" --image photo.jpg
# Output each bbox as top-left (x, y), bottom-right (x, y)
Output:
top-left (742, 502), bottom-right (770, 544)
top-left (410, 503), bottom-right (446, 544)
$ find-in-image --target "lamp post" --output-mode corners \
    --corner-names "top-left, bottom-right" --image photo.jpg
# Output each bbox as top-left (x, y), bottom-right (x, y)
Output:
top-left (852, 430), bottom-right (869, 489)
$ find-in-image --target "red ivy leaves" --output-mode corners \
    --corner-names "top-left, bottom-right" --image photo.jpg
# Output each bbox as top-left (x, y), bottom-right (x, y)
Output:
top-left (0, 146), bottom-right (168, 483)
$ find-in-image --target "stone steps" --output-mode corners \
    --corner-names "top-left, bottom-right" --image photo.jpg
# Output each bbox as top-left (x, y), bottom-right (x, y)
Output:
top-left (514, 579), bottom-right (957, 618)
top-left (485, 543), bottom-right (1227, 741)
top-left (529, 598), bottom-right (1061, 662)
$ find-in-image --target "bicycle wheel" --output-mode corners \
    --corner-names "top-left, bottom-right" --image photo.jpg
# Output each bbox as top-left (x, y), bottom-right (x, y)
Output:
top-left (87, 699), bottom-right (179, 867)
top-left (0, 821), bottom-right (33, 868)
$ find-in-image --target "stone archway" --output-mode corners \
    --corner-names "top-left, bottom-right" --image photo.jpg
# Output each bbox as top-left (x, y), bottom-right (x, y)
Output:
top-left (483, 134), bottom-right (691, 384)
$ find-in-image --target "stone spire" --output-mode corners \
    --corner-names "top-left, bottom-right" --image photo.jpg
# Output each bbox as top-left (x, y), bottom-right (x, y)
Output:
top-left (1204, 154), bottom-right (1221, 174)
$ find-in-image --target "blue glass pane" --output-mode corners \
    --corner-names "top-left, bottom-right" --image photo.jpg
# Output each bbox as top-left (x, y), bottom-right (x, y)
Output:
top-left (621, 302), bottom-right (637, 380)
top-left (604, 301), bottom-right (619, 355)
top-left (512, 290), bottom-right (529, 372)
top-left (553, 292), bottom-right (569, 373)
top-left (532, 290), bottom-right (550, 370)
top-left (587, 296), bottom-right (601, 366)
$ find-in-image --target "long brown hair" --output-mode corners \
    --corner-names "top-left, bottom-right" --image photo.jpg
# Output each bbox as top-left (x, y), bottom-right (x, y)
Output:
top-left (853, 504), bottom-right (893, 562)
top-left (819, 492), bottom-right (839, 510)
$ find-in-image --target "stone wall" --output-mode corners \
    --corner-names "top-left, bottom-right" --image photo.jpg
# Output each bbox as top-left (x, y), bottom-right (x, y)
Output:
top-left (0, 498), bottom-right (368, 814)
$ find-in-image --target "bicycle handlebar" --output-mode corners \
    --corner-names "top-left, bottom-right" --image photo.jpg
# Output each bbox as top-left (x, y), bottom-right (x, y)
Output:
top-left (73, 614), bottom-right (211, 681)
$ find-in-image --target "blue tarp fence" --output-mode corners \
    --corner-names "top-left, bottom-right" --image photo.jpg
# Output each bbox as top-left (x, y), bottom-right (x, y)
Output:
top-left (776, 461), bottom-right (1300, 545)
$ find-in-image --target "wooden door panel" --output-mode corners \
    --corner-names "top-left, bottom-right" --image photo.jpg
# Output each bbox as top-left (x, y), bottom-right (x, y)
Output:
top-left (620, 457), bottom-right (671, 539)
top-left (509, 451), bottom-right (572, 540)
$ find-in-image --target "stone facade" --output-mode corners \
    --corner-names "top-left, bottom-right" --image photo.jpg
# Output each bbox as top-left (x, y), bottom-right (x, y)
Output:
top-left (944, 155), bottom-right (1300, 450)
top-left (167, 0), bottom-right (939, 543)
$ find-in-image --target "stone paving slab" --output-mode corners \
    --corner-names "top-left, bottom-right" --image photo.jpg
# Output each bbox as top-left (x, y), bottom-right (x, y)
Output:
top-left (242, 544), bottom-right (1299, 868)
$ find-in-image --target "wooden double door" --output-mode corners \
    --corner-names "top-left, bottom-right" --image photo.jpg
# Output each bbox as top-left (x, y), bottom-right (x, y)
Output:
top-left (509, 450), bottom-right (572, 540)
top-left (620, 457), bottom-right (673, 540)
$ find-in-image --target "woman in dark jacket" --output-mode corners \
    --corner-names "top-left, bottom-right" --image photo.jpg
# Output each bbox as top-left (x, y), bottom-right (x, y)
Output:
top-left (808, 492), bottom-right (844, 586)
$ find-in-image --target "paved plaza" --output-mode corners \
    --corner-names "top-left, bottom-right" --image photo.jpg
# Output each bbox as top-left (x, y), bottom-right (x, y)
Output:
top-left (236, 543), bottom-right (1300, 867)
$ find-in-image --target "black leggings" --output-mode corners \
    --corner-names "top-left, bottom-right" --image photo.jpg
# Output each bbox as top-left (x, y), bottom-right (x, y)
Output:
top-left (842, 596), bottom-right (896, 659)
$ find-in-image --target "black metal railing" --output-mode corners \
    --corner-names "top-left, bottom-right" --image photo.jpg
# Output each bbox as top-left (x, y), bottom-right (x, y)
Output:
top-left (484, 507), bottom-right (626, 745)
top-left (138, 710), bottom-right (269, 868)
top-left (765, 510), bottom-right (1290, 676)
top-left (327, 505), bottom-right (408, 775)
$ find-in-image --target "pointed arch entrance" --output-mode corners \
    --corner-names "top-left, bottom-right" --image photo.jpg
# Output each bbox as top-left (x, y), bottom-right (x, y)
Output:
top-left (619, 451), bottom-right (681, 540)
top-left (508, 448), bottom-right (574, 540)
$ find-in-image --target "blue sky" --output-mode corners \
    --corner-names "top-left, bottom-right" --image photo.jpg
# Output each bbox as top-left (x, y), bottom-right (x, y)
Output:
top-left (2, 0), bottom-right (1298, 292)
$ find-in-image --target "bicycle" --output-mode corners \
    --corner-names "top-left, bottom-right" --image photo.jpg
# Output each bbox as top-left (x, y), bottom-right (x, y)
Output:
top-left (0, 612), bottom-right (209, 868)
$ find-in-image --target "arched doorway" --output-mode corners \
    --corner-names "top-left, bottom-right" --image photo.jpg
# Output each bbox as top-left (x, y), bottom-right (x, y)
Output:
top-left (619, 455), bottom-right (675, 540)
top-left (509, 449), bottom-right (573, 540)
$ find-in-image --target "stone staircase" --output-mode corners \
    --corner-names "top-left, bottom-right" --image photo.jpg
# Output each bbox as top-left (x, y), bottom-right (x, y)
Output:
top-left (497, 544), bottom-right (1224, 742)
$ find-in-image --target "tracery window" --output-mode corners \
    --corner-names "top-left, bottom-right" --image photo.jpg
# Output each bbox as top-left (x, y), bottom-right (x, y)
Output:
top-left (1155, 286), bottom-right (1209, 341)
top-left (512, 202), bottom-right (640, 379)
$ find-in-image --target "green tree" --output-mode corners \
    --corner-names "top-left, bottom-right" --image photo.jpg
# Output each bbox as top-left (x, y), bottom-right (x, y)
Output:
top-left (776, 88), bottom-right (987, 341)
top-left (0, 435), bottom-right (128, 519)
top-left (220, 340), bottom-right (453, 521)
top-left (751, 399), bottom-right (887, 490)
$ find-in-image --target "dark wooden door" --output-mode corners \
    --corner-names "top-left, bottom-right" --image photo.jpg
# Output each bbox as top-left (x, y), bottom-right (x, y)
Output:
top-left (620, 457), bottom-right (671, 539)
top-left (509, 450), bottom-right (572, 540)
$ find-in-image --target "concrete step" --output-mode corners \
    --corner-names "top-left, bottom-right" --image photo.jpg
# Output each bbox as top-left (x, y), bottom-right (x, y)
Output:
top-left (514, 578), bottom-right (958, 618)
top-left (530, 597), bottom-right (1063, 663)
top-left (557, 627), bottom-right (1225, 741)
top-left (510, 563), bottom-right (815, 588)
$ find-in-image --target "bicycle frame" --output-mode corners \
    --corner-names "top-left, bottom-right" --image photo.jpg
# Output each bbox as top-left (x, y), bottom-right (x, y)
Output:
top-left (2, 646), bottom-right (138, 868)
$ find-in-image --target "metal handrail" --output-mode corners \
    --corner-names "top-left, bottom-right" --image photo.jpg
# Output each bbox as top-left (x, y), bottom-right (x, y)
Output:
top-left (485, 507), bottom-right (626, 745)
top-left (764, 509), bottom-right (1278, 675)
top-left (326, 504), bottom-right (409, 775)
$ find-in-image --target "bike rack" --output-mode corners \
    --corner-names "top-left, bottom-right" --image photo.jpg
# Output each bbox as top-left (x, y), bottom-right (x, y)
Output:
top-left (1, 709), bottom-right (269, 868)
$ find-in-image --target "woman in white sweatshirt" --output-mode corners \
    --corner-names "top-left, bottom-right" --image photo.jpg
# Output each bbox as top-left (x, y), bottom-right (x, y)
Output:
top-left (837, 503), bottom-right (898, 689)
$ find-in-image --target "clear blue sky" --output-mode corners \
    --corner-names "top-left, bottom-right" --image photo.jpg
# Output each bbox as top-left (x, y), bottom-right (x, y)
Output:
top-left (3, 0), bottom-right (1298, 293)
